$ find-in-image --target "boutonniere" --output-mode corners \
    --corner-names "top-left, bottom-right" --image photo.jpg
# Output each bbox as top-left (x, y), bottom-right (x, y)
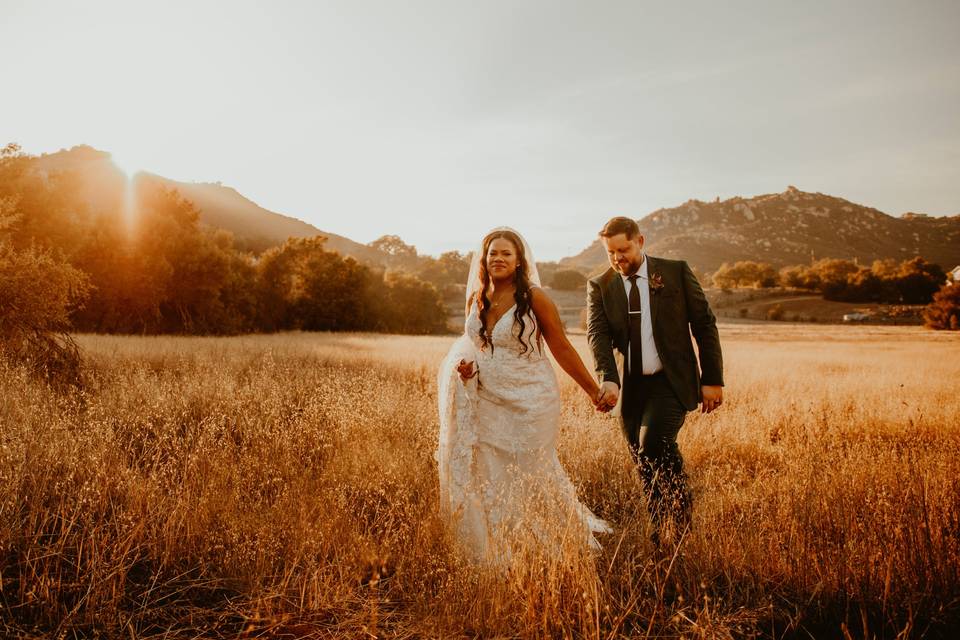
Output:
top-left (649, 272), bottom-right (665, 295)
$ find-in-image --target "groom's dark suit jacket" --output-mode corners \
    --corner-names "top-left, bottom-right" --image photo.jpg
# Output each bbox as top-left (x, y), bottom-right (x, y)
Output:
top-left (587, 256), bottom-right (723, 414)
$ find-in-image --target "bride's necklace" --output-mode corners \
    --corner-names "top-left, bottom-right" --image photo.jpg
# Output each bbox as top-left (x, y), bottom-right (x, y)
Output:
top-left (489, 287), bottom-right (515, 309)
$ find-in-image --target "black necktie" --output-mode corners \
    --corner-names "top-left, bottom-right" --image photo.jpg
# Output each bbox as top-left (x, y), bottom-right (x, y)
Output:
top-left (628, 274), bottom-right (642, 377)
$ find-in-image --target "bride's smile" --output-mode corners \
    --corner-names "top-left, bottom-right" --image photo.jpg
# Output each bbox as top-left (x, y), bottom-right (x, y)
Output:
top-left (486, 238), bottom-right (518, 281)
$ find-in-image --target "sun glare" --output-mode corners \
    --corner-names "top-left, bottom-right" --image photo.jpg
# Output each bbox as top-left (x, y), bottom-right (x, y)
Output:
top-left (110, 152), bottom-right (143, 234)
top-left (110, 152), bottom-right (143, 179)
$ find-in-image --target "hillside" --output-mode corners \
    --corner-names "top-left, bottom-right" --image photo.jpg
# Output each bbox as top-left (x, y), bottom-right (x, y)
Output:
top-left (561, 187), bottom-right (960, 274)
top-left (149, 177), bottom-right (385, 262)
top-left (32, 146), bottom-right (387, 263)
top-left (32, 152), bottom-right (960, 275)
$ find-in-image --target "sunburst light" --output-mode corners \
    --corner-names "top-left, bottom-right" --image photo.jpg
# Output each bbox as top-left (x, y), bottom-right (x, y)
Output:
top-left (110, 152), bottom-right (144, 235)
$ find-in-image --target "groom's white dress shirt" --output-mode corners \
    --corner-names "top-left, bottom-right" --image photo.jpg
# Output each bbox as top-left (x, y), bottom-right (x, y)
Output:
top-left (620, 255), bottom-right (663, 376)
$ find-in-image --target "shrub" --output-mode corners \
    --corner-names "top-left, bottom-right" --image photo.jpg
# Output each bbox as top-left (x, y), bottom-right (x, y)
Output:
top-left (712, 261), bottom-right (778, 288)
top-left (375, 271), bottom-right (450, 334)
top-left (923, 283), bottom-right (960, 330)
top-left (0, 234), bottom-right (90, 387)
top-left (551, 269), bottom-right (587, 291)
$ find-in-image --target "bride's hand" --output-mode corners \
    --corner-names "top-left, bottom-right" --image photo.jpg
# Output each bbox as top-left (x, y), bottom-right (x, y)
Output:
top-left (587, 383), bottom-right (603, 409)
top-left (593, 382), bottom-right (618, 413)
top-left (456, 359), bottom-right (477, 382)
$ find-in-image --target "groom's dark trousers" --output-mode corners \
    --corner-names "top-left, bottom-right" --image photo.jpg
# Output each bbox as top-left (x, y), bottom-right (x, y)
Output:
top-left (620, 371), bottom-right (690, 537)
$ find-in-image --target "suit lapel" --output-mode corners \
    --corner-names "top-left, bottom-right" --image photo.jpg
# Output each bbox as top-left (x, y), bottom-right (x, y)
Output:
top-left (646, 256), bottom-right (662, 329)
top-left (603, 268), bottom-right (629, 331)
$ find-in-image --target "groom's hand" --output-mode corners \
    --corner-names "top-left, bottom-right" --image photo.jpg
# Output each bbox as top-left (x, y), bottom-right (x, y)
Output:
top-left (595, 381), bottom-right (619, 412)
top-left (701, 385), bottom-right (723, 413)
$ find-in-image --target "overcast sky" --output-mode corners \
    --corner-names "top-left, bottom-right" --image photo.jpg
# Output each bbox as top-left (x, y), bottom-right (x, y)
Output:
top-left (2, 0), bottom-right (958, 260)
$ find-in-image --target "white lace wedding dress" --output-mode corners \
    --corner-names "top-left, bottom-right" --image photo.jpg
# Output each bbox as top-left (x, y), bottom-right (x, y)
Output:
top-left (436, 300), bottom-right (612, 565)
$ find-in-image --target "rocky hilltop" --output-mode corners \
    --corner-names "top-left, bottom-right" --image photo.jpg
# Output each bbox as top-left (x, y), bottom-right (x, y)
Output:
top-left (561, 187), bottom-right (960, 274)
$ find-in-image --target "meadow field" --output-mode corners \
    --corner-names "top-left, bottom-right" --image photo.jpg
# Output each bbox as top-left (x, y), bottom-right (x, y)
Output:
top-left (1, 324), bottom-right (959, 638)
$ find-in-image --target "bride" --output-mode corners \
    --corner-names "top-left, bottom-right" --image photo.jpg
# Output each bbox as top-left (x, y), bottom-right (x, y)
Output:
top-left (436, 227), bottom-right (613, 566)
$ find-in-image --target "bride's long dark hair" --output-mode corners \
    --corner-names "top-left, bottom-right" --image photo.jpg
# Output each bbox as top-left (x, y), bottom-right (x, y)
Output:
top-left (475, 229), bottom-right (538, 355)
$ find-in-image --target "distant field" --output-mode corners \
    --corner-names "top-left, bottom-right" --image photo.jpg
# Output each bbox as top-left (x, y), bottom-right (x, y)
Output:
top-left (1, 325), bottom-right (958, 637)
top-left (447, 287), bottom-right (927, 334)
top-left (708, 288), bottom-right (927, 325)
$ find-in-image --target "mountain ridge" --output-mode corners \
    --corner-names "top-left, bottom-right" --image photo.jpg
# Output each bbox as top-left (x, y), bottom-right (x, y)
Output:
top-left (148, 175), bottom-right (385, 262)
top-left (32, 145), bottom-right (388, 264)
top-left (30, 148), bottom-right (959, 274)
top-left (559, 186), bottom-right (960, 274)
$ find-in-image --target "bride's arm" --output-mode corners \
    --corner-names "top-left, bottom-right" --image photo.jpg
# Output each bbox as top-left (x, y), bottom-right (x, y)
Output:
top-left (529, 287), bottom-right (600, 402)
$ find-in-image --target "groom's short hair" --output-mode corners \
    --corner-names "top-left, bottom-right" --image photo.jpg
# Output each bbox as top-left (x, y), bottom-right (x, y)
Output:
top-left (599, 216), bottom-right (640, 240)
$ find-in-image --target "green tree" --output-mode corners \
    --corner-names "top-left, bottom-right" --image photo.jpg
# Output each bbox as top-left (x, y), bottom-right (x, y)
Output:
top-left (551, 269), bottom-right (587, 291)
top-left (414, 250), bottom-right (471, 298)
top-left (374, 271), bottom-right (450, 334)
top-left (369, 234), bottom-right (418, 269)
top-left (813, 259), bottom-right (861, 300)
top-left (69, 177), bottom-right (250, 334)
top-left (712, 261), bottom-right (778, 288)
top-left (256, 236), bottom-right (374, 332)
top-left (893, 257), bottom-right (945, 304)
top-left (870, 258), bottom-right (900, 280)
top-left (844, 267), bottom-right (884, 302)
top-left (923, 283), bottom-right (960, 330)
top-left (299, 248), bottom-right (371, 332)
top-left (779, 264), bottom-right (820, 290)
top-left (215, 237), bottom-right (260, 334)
top-left (711, 262), bottom-right (736, 289)
top-left (0, 189), bottom-right (90, 386)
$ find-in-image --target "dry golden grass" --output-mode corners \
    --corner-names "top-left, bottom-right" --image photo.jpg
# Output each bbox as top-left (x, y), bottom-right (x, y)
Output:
top-left (1, 325), bottom-right (959, 638)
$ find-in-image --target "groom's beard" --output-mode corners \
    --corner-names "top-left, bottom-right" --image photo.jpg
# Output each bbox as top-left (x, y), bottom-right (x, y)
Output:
top-left (615, 255), bottom-right (643, 276)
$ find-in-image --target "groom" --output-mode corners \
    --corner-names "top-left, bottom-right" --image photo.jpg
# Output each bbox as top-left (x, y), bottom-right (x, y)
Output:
top-left (587, 216), bottom-right (724, 546)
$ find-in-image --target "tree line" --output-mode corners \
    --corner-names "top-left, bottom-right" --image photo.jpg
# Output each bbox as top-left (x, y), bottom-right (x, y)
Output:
top-left (363, 235), bottom-right (592, 295)
top-left (711, 257), bottom-right (959, 329)
top-left (712, 257), bottom-right (948, 304)
top-left (0, 144), bottom-right (449, 346)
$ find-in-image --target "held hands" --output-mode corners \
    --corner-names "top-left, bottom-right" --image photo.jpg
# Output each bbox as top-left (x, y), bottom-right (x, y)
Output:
top-left (590, 382), bottom-right (724, 413)
top-left (701, 385), bottom-right (724, 413)
top-left (456, 359), bottom-right (478, 382)
top-left (593, 381), bottom-right (619, 413)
